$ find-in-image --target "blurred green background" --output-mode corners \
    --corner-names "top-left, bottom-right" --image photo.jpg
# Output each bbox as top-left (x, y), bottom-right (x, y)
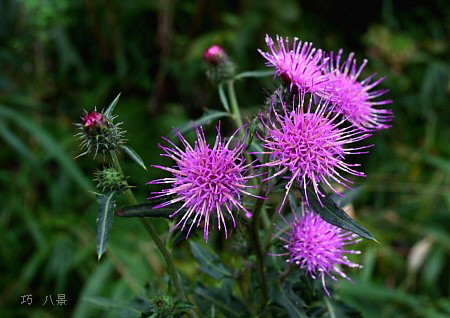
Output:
top-left (1, 0), bottom-right (449, 317)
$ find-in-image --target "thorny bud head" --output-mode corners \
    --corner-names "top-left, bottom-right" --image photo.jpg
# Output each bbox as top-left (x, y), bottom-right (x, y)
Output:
top-left (204, 45), bottom-right (236, 84)
top-left (204, 45), bottom-right (227, 64)
top-left (94, 167), bottom-right (126, 192)
top-left (75, 109), bottom-right (125, 158)
top-left (152, 295), bottom-right (175, 317)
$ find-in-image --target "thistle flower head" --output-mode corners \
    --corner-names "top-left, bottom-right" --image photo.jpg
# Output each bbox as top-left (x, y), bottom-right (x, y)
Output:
top-left (258, 35), bottom-right (332, 94)
top-left (148, 126), bottom-right (256, 241)
top-left (75, 109), bottom-right (125, 158)
top-left (258, 92), bottom-right (371, 209)
top-left (280, 211), bottom-right (362, 296)
top-left (204, 45), bottom-right (226, 64)
top-left (322, 50), bottom-right (393, 130)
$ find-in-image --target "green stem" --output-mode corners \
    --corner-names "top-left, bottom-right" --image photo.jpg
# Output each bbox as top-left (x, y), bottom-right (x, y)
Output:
top-left (249, 154), bottom-right (269, 308)
top-left (226, 80), bottom-right (244, 129)
top-left (109, 152), bottom-right (187, 301)
top-left (225, 79), bottom-right (257, 187)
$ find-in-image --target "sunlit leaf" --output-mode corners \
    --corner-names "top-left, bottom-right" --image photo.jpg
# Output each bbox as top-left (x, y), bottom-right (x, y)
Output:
top-left (121, 145), bottom-right (147, 170)
top-left (218, 83), bottom-right (230, 112)
top-left (104, 93), bottom-right (121, 118)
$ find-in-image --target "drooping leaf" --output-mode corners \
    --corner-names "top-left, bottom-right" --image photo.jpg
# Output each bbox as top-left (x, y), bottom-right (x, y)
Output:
top-left (97, 187), bottom-right (127, 260)
top-left (121, 145), bottom-right (147, 170)
top-left (167, 110), bottom-right (231, 139)
top-left (305, 184), bottom-right (375, 241)
top-left (104, 93), bottom-right (121, 118)
top-left (235, 70), bottom-right (273, 80)
top-left (115, 202), bottom-right (179, 218)
top-left (270, 282), bottom-right (307, 318)
top-left (218, 83), bottom-right (230, 112)
top-left (189, 241), bottom-right (233, 280)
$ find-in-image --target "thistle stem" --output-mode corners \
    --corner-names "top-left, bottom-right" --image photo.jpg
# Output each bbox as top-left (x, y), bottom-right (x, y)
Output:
top-left (225, 79), bottom-right (257, 186)
top-left (109, 151), bottom-right (187, 301)
top-left (226, 80), bottom-right (244, 130)
top-left (249, 154), bottom-right (269, 308)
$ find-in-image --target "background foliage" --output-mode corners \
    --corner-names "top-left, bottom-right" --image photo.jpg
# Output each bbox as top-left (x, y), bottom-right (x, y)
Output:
top-left (1, 0), bottom-right (449, 317)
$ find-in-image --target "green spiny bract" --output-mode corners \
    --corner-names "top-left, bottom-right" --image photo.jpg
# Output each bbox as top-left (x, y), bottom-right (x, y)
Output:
top-left (94, 167), bottom-right (127, 192)
top-left (206, 59), bottom-right (236, 84)
top-left (75, 110), bottom-right (126, 158)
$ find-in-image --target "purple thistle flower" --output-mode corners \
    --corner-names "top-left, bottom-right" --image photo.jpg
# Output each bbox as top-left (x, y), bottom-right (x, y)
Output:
top-left (321, 49), bottom-right (393, 131)
top-left (258, 34), bottom-right (332, 94)
top-left (276, 211), bottom-right (362, 296)
top-left (257, 92), bottom-right (372, 210)
top-left (148, 126), bottom-right (257, 241)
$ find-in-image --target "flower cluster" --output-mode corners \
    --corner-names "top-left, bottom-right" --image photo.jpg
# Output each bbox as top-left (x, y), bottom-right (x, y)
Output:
top-left (259, 35), bottom-right (393, 131)
top-left (145, 36), bottom-right (393, 295)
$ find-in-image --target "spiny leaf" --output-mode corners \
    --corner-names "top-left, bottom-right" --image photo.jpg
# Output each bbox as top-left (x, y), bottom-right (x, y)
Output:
top-left (115, 202), bottom-right (179, 218)
top-left (167, 111), bottom-right (231, 139)
top-left (305, 184), bottom-right (375, 241)
top-left (121, 145), bottom-right (147, 170)
top-left (104, 93), bottom-right (121, 118)
top-left (97, 186), bottom-right (127, 260)
top-left (235, 70), bottom-right (273, 80)
top-left (189, 241), bottom-right (233, 280)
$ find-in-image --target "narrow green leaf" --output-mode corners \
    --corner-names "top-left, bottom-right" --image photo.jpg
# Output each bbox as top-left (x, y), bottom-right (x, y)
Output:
top-left (122, 145), bottom-right (147, 170)
top-left (104, 93), bottom-right (121, 118)
top-left (189, 241), bottom-right (233, 280)
top-left (115, 202), bottom-right (177, 218)
top-left (0, 105), bottom-right (92, 192)
top-left (244, 117), bottom-right (258, 151)
top-left (97, 187), bottom-right (127, 260)
top-left (194, 286), bottom-right (242, 317)
top-left (235, 70), bottom-right (273, 79)
top-left (167, 110), bottom-right (231, 139)
top-left (0, 120), bottom-right (38, 165)
top-left (271, 282), bottom-right (307, 318)
top-left (84, 297), bottom-right (142, 317)
top-left (306, 184), bottom-right (375, 241)
top-left (218, 83), bottom-right (230, 112)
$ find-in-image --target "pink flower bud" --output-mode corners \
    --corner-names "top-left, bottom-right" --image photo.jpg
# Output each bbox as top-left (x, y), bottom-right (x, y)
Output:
top-left (82, 112), bottom-right (109, 130)
top-left (204, 45), bottom-right (226, 64)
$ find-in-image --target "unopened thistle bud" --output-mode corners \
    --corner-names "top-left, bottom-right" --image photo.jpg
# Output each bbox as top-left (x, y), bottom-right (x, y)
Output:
top-left (75, 109), bottom-right (125, 157)
top-left (204, 45), bottom-right (236, 84)
top-left (94, 167), bottom-right (127, 192)
top-left (152, 295), bottom-right (175, 317)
